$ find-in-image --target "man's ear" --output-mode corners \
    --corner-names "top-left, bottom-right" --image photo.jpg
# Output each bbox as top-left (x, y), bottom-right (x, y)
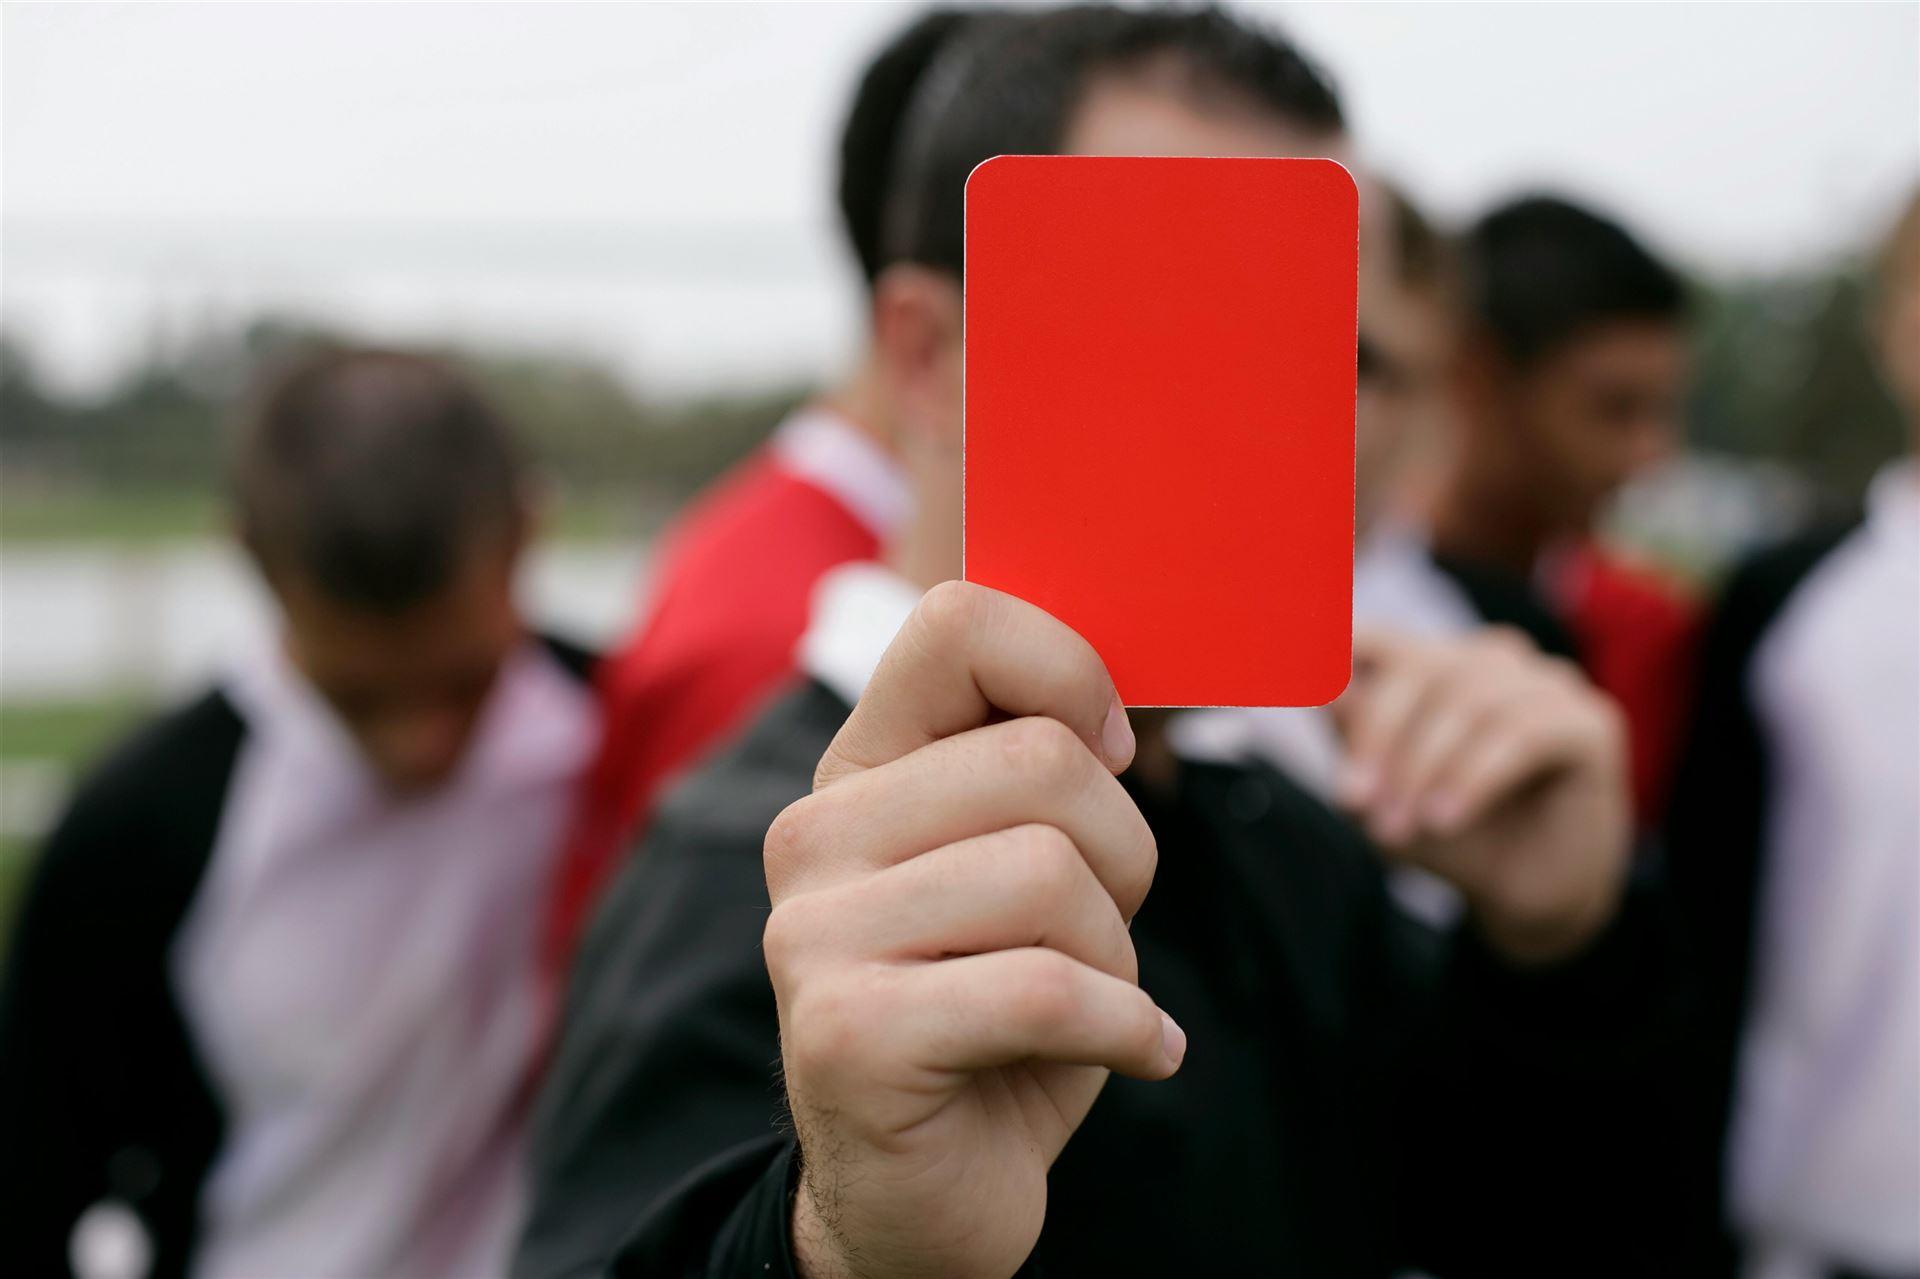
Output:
top-left (871, 263), bottom-right (964, 443)
top-left (507, 479), bottom-right (543, 558)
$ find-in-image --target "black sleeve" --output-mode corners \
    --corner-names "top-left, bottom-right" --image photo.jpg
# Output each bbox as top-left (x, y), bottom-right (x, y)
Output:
top-left (1202, 759), bottom-right (1693, 1276)
top-left (1391, 529), bottom-right (1855, 1278)
top-left (0, 779), bottom-right (134, 1276)
top-left (537, 630), bottom-right (603, 687)
top-left (607, 1137), bottom-right (799, 1278)
top-left (1649, 526), bottom-right (1854, 1271)
top-left (0, 693), bottom-right (237, 1279)
top-left (513, 687), bottom-right (833, 1279)
top-left (1387, 871), bottom-right (1699, 1277)
top-left (1664, 528), bottom-right (1848, 1035)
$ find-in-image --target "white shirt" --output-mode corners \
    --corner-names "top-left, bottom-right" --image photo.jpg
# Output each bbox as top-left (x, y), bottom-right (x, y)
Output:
top-left (1732, 461), bottom-right (1920, 1278)
top-left (172, 639), bottom-right (596, 1279)
top-left (770, 406), bottom-right (914, 542)
top-left (797, 562), bottom-right (923, 705)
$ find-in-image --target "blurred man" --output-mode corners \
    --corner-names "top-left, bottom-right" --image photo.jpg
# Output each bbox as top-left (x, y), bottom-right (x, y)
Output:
top-left (517, 10), bottom-right (1679, 1277)
top-left (0, 350), bottom-right (599, 1279)
top-left (1663, 188), bottom-right (1920, 1279)
top-left (1431, 195), bottom-right (1699, 823)
top-left (542, 8), bottom-right (981, 985)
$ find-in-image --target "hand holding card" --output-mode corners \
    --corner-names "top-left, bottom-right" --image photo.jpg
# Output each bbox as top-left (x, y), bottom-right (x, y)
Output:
top-left (964, 155), bottom-right (1358, 707)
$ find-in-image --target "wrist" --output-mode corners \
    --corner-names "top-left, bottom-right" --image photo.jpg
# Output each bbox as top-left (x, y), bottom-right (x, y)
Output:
top-left (792, 1174), bottom-right (852, 1279)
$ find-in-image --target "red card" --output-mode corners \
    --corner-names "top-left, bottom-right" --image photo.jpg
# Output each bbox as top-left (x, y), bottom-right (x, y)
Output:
top-left (964, 155), bottom-right (1358, 707)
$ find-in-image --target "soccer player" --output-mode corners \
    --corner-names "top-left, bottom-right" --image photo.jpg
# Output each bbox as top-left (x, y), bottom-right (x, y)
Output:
top-left (0, 349), bottom-right (600, 1278)
top-left (1430, 195), bottom-right (1699, 822)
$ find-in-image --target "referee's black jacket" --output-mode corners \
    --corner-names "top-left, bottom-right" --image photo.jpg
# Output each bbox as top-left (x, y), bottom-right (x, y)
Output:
top-left (516, 678), bottom-right (1691, 1279)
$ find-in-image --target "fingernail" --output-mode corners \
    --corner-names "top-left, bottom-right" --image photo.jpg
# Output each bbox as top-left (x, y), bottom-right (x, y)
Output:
top-left (1159, 1010), bottom-right (1187, 1071)
top-left (1102, 698), bottom-right (1135, 770)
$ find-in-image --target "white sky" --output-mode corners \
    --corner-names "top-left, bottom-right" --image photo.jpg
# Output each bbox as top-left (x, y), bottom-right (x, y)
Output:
top-left (3, 2), bottom-right (1916, 398)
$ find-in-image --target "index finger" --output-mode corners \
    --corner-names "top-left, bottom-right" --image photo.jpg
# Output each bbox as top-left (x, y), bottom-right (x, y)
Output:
top-left (815, 580), bottom-right (1134, 789)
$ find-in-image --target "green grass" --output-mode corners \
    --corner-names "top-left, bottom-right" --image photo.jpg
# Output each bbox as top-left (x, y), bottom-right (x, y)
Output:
top-left (0, 698), bottom-right (150, 765)
top-left (0, 490), bottom-right (227, 543)
top-left (0, 487), bottom-right (665, 545)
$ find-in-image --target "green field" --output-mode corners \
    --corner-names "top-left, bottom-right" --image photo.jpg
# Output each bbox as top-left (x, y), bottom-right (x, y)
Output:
top-left (0, 486), bottom-right (674, 546)
top-left (0, 490), bottom-right (227, 544)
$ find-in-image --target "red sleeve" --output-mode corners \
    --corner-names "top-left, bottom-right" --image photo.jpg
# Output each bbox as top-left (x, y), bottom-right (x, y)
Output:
top-left (1556, 547), bottom-right (1703, 828)
top-left (542, 459), bottom-right (879, 982)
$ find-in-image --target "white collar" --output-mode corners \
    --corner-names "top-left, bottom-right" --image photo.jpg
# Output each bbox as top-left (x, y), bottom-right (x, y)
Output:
top-left (219, 634), bottom-right (596, 841)
top-left (770, 406), bottom-right (913, 540)
top-left (221, 637), bottom-right (378, 800)
top-left (796, 562), bottom-right (924, 707)
top-left (1350, 516), bottom-right (1483, 639)
top-left (790, 524), bottom-right (1482, 714)
top-left (1865, 457), bottom-right (1919, 550)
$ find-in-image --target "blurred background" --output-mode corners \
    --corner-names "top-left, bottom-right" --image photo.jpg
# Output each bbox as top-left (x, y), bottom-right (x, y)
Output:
top-left (2, 1), bottom-right (1916, 917)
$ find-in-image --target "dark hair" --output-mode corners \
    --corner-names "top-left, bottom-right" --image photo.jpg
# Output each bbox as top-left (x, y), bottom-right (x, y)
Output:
top-left (838, 8), bottom-right (982, 285)
top-left (883, 3), bottom-right (1345, 278)
top-left (233, 348), bottom-right (526, 613)
top-left (1464, 194), bottom-right (1686, 366)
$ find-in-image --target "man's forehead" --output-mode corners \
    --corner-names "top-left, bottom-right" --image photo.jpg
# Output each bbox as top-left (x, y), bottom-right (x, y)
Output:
top-left (1062, 72), bottom-right (1348, 163)
top-left (1552, 320), bottom-right (1689, 371)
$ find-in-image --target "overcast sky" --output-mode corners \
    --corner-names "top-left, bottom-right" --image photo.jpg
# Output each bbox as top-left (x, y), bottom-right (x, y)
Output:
top-left (4, 2), bottom-right (1916, 398)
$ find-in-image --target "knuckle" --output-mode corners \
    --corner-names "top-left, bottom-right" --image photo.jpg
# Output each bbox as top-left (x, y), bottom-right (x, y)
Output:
top-left (784, 977), bottom-right (873, 1080)
top-left (761, 895), bottom-right (819, 976)
top-left (1015, 823), bottom-right (1084, 902)
top-left (913, 579), bottom-right (980, 646)
top-left (1001, 716), bottom-right (1087, 784)
top-left (1587, 694), bottom-right (1630, 752)
top-left (1539, 655), bottom-right (1587, 690)
top-left (1469, 683), bottom-right (1527, 729)
top-left (1012, 953), bottom-right (1081, 1029)
top-left (762, 797), bottom-right (820, 891)
top-left (1482, 625), bottom-right (1535, 656)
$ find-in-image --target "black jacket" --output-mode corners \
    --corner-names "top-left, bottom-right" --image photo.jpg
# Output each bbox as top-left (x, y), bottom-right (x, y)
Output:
top-left (1660, 525), bottom-right (1861, 1274)
top-left (517, 679), bottom-right (1685, 1279)
top-left (0, 690), bottom-right (241, 1279)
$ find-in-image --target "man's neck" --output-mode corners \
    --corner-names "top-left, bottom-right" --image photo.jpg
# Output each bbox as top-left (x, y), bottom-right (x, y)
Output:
top-left (817, 357), bottom-right (897, 457)
top-left (1427, 466), bottom-right (1553, 576)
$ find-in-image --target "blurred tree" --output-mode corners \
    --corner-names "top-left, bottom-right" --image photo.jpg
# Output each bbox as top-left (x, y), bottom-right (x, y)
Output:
top-left (3, 258), bottom-right (1904, 547)
top-left (1688, 264), bottom-right (1904, 515)
top-left (1, 323), bottom-right (808, 543)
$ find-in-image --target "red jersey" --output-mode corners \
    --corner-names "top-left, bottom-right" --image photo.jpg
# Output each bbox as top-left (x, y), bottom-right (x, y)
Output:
top-left (1543, 541), bottom-right (1702, 826)
top-left (544, 410), bottom-right (907, 980)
